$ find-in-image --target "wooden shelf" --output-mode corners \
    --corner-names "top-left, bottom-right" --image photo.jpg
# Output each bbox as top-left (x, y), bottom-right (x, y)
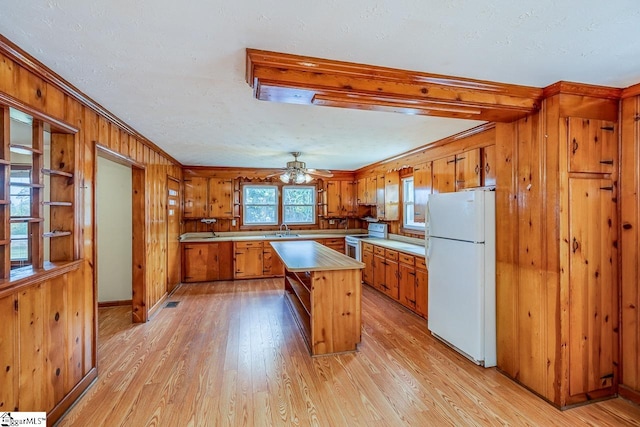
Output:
top-left (0, 200), bottom-right (9, 205)
top-left (0, 239), bottom-right (10, 245)
top-left (10, 144), bottom-right (43, 155)
top-left (10, 182), bottom-right (45, 189)
top-left (43, 231), bottom-right (72, 238)
top-left (42, 168), bottom-right (73, 178)
top-left (42, 201), bottom-right (73, 207)
top-left (286, 274), bottom-right (311, 316)
top-left (0, 159), bottom-right (10, 165)
top-left (10, 217), bottom-right (44, 223)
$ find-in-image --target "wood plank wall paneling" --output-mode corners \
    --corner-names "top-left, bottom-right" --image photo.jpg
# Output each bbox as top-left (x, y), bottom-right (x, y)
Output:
top-left (496, 91), bottom-right (624, 408)
top-left (0, 41), bottom-right (182, 423)
top-left (620, 95), bottom-right (640, 405)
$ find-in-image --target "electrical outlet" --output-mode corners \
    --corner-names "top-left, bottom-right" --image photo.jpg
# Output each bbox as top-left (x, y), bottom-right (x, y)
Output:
top-left (329, 220), bottom-right (335, 225)
top-left (231, 219), bottom-right (236, 226)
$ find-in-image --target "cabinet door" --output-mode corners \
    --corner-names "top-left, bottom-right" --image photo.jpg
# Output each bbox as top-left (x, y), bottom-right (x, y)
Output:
top-left (209, 179), bottom-right (234, 218)
top-left (413, 162), bottom-right (432, 223)
top-left (373, 254), bottom-right (386, 292)
top-left (455, 148), bottom-right (481, 190)
top-left (483, 145), bottom-right (496, 187)
top-left (384, 171), bottom-right (400, 221)
top-left (325, 181), bottom-right (341, 217)
top-left (415, 260), bottom-right (428, 318)
top-left (432, 156), bottom-right (456, 193)
top-left (356, 179), bottom-right (366, 205)
top-left (263, 246), bottom-right (284, 277)
top-left (366, 176), bottom-right (377, 205)
top-left (376, 175), bottom-right (386, 219)
top-left (363, 250), bottom-right (374, 285)
top-left (385, 259), bottom-right (399, 300)
top-left (341, 181), bottom-right (357, 217)
top-left (183, 243), bottom-right (219, 282)
top-left (568, 117), bottom-right (617, 174)
top-left (234, 244), bottom-right (263, 279)
top-left (399, 263), bottom-right (416, 310)
top-left (568, 178), bottom-right (616, 396)
top-left (183, 177), bottom-right (208, 218)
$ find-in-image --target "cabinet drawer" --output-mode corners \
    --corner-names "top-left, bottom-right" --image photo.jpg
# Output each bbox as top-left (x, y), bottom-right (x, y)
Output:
top-left (235, 241), bottom-right (263, 249)
top-left (374, 246), bottom-right (385, 256)
top-left (416, 257), bottom-right (427, 270)
top-left (385, 249), bottom-right (398, 261)
top-left (363, 242), bottom-right (373, 253)
top-left (399, 253), bottom-right (414, 265)
top-left (324, 238), bottom-right (344, 245)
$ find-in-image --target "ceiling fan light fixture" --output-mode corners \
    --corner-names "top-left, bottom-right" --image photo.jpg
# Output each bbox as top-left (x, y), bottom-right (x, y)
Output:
top-left (273, 152), bottom-right (333, 183)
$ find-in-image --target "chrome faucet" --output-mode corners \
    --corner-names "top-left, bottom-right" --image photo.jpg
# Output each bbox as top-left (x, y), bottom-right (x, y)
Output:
top-left (279, 223), bottom-right (290, 236)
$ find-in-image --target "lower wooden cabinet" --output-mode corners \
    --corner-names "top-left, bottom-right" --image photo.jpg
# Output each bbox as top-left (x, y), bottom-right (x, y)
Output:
top-left (182, 242), bottom-right (233, 282)
top-left (363, 242), bottom-right (427, 319)
top-left (263, 245), bottom-right (284, 276)
top-left (414, 257), bottom-right (428, 318)
top-left (234, 241), bottom-right (264, 279)
top-left (321, 238), bottom-right (346, 254)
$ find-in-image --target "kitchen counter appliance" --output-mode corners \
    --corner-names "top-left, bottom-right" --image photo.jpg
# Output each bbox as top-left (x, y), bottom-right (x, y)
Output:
top-left (345, 223), bottom-right (388, 261)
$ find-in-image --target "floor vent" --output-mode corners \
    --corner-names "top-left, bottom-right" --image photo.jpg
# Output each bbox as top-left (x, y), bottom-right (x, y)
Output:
top-left (165, 301), bottom-right (180, 308)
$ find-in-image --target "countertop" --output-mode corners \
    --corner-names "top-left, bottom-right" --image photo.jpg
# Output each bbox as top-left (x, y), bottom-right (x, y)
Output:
top-left (179, 230), bottom-right (426, 258)
top-left (364, 238), bottom-right (426, 258)
top-left (179, 230), bottom-right (365, 243)
top-left (270, 241), bottom-right (365, 272)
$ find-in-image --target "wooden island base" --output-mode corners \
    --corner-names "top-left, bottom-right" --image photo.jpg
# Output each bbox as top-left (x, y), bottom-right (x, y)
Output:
top-left (270, 241), bottom-right (365, 356)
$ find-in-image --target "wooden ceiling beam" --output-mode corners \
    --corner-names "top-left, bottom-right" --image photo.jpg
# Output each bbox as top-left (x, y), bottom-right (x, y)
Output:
top-left (246, 48), bottom-right (543, 122)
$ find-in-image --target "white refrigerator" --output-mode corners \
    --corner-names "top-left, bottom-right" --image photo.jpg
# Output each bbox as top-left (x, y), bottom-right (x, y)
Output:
top-left (425, 189), bottom-right (496, 367)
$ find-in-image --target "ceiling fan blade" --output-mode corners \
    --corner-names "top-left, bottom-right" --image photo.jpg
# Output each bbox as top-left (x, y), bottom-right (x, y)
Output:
top-left (306, 169), bottom-right (333, 178)
top-left (265, 169), bottom-right (285, 178)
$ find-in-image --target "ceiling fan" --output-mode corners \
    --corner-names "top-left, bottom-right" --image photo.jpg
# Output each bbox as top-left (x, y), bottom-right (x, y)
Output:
top-left (268, 152), bottom-right (333, 184)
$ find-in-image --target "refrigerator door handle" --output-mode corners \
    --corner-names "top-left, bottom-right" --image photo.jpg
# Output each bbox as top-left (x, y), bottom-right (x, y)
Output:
top-left (426, 236), bottom-right (432, 269)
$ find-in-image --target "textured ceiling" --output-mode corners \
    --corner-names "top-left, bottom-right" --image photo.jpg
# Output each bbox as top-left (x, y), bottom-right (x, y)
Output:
top-left (1, 1), bottom-right (640, 171)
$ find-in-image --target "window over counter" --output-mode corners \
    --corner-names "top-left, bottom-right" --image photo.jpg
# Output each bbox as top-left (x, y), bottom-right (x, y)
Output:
top-left (282, 186), bottom-right (315, 224)
top-left (243, 185), bottom-right (278, 225)
top-left (241, 183), bottom-right (318, 227)
top-left (402, 177), bottom-right (425, 231)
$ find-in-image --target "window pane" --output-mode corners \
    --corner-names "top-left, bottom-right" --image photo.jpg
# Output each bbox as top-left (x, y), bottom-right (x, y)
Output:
top-left (403, 177), bottom-right (424, 229)
top-left (244, 187), bottom-right (276, 204)
top-left (244, 205), bottom-right (277, 224)
top-left (283, 187), bottom-right (313, 205)
top-left (284, 206), bottom-right (314, 223)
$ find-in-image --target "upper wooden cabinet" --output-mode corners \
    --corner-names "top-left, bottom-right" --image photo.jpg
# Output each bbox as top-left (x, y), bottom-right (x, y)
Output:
top-left (376, 174), bottom-right (385, 219)
top-left (357, 176), bottom-right (377, 205)
top-left (432, 147), bottom-right (487, 194)
top-left (483, 145), bottom-right (496, 187)
top-left (455, 148), bottom-right (481, 190)
top-left (413, 162), bottom-right (432, 223)
top-left (209, 179), bottom-right (234, 218)
top-left (384, 171), bottom-right (400, 221)
top-left (184, 177), bottom-right (234, 219)
top-left (432, 156), bottom-right (456, 193)
top-left (567, 117), bottom-right (617, 174)
top-left (325, 180), bottom-right (357, 218)
top-left (184, 177), bottom-right (208, 218)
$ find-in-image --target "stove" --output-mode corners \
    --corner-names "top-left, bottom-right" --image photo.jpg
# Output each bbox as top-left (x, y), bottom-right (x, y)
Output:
top-left (345, 223), bottom-right (388, 261)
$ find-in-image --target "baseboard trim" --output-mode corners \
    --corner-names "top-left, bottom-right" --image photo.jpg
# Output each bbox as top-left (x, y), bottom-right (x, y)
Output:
top-left (98, 299), bottom-right (132, 308)
top-left (49, 367), bottom-right (98, 425)
top-left (619, 384), bottom-right (640, 406)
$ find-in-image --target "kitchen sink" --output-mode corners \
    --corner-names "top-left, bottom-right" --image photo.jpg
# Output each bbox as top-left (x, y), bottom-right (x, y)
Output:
top-left (264, 233), bottom-right (300, 238)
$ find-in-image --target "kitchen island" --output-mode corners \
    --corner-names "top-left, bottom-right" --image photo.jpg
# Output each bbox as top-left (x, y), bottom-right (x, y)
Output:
top-left (270, 240), bottom-right (365, 356)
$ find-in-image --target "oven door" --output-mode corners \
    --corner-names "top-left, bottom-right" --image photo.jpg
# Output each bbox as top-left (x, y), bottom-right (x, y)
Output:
top-left (345, 239), bottom-right (360, 260)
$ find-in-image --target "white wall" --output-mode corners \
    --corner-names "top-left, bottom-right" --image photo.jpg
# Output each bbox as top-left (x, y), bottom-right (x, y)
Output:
top-left (97, 156), bottom-right (132, 303)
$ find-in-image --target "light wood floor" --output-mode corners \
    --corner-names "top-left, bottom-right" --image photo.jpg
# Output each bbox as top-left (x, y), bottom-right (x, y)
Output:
top-left (58, 280), bottom-right (640, 426)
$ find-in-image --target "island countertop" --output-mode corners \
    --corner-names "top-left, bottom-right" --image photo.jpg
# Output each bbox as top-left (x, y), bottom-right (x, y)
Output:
top-left (270, 240), bottom-right (364, 272)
